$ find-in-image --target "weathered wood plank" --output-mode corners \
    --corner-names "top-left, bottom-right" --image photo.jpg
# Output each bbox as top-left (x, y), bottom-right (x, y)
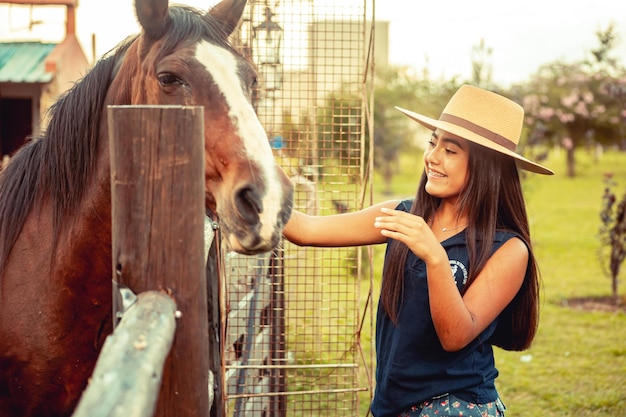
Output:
top-left (108, 105), bottom-right (209, 416)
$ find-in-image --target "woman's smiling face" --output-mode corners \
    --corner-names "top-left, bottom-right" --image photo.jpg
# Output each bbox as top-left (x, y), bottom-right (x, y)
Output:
top-left (423, 129), bottom-right (470, 201)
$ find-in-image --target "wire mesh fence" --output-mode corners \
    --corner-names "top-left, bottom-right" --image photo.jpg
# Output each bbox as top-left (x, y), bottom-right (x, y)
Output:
top-left (214, 0), bottom-right (375, 415)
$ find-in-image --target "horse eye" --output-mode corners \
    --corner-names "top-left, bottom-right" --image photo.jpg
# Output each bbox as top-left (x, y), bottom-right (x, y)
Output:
top-left (158, 73), bottom-right (180, 86)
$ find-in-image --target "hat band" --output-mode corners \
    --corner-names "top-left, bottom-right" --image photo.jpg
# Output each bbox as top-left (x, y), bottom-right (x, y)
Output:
top-left (440, 113), bottom-right (517, 151)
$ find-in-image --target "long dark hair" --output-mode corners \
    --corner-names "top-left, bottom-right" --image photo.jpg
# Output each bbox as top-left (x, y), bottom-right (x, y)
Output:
top-left (381, 142), bottom-right (540, 351)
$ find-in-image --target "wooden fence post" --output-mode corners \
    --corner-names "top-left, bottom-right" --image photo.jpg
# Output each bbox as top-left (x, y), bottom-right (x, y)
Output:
top-left (108, 105), bottom-right (208, 417)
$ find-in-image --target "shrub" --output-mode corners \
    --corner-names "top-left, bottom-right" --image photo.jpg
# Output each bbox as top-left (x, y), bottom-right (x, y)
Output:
top-left (598, 172), bottom-right (626, 302)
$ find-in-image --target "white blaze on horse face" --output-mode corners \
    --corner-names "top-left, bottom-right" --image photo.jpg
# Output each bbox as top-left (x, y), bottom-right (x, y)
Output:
top-left (194, 40), bottom-right (283, 240)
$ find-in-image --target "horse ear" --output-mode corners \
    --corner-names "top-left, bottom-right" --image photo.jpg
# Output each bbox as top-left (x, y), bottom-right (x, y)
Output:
top-left (208, 0), bottom-right (247, 37)
top-left (135, 0), bottom-right (171, 39)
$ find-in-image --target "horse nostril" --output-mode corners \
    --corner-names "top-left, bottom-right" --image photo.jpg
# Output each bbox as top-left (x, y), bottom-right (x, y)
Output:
top-left (235, 186), bottom-right (262, 223)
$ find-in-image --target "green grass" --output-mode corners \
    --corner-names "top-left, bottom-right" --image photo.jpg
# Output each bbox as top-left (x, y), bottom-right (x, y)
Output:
top-left (363, 148), bottom-right (626, 416)
top-left (494, 150), bottom-right (626, 416)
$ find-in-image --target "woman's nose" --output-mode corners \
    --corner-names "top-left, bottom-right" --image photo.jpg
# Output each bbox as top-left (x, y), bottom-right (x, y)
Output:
top-left (426, 147), bottom-right (440, 164)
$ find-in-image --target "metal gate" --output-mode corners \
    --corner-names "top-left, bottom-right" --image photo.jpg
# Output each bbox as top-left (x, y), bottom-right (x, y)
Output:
top-left (213, 1), bottom-right (375, 415)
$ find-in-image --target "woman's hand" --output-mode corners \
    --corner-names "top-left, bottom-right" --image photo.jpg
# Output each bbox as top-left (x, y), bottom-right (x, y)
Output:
top-left (374, 207), bottom-right (447, 266)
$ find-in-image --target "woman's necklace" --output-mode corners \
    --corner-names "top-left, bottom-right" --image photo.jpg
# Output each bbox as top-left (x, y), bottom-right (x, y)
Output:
top-left (435, 215), bottom-right (466, 233)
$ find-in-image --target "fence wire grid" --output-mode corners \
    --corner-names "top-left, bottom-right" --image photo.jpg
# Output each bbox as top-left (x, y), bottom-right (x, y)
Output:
top-left (215, 0), bottom-right (376, 415)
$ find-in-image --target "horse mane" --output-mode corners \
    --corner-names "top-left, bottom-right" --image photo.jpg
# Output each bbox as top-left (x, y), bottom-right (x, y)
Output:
top-left (161, 5), bottom-right (234, 56)
top-left (0, 41), bottom-right (133, 275)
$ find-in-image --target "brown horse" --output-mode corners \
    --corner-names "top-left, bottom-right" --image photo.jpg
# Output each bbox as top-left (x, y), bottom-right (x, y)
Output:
top-left (0, 0), bottom-right (293, 416)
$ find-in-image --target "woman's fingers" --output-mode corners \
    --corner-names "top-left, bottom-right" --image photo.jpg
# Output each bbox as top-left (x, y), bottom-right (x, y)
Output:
top-left (375, 208), bottom-right (444, 261)
top-left (375, 208), bottom-right (426, 234)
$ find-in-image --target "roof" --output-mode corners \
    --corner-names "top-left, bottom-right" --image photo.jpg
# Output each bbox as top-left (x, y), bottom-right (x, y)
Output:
top-left (0, 42), bottom-right (57, 83)
top-left (2, 1), bottom-right (78, 5)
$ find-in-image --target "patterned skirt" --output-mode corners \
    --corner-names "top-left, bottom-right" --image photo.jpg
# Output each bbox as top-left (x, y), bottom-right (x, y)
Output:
top-left (397, 393), bottom-right (506, 417)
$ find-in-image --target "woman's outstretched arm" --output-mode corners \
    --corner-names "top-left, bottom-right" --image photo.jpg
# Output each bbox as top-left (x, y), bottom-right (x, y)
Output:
top-left (283, 200), bottom-right (401, 247)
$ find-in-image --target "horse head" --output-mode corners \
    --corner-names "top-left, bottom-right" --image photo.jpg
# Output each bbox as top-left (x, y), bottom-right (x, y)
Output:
top-left (110, 0), bottom-right (293, 255)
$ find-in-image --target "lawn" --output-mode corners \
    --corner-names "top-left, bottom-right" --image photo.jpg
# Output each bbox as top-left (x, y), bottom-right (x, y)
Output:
top-left (362, 148), bottom-right (626, 416)
top-left (495, 149), bottom-right (626, 416)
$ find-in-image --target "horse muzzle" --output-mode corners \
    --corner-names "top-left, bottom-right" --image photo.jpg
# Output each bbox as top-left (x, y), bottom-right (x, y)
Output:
top-left (216, 172), bottom-right (293, 255)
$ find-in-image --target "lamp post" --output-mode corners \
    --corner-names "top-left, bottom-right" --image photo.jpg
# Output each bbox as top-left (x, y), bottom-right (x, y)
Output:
top-left (253, 4), bottom-right (283, 153)
top-left (252, 7), bottom-right (287, 416)
top-left (253, 6), bottom-right (283, 91)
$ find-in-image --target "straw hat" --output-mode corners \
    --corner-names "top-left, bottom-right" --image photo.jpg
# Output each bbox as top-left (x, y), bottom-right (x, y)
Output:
top-left (396, 84), bottom-right (554, 175)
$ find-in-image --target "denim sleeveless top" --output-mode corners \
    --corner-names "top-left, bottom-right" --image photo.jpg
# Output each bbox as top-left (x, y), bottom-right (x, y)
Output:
top-left (371, 200), bottom-right (519, 417)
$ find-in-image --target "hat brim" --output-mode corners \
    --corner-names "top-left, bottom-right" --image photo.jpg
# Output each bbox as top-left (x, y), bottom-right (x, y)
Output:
top-left (395, 106), bottom-right (554, 175)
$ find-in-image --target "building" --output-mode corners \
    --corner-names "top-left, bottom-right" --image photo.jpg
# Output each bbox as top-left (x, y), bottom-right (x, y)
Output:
top-left (0, 0), bottom-right (89, 161)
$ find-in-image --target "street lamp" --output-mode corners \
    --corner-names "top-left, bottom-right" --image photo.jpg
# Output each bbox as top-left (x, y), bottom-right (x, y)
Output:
top-left (253, 5), bottom-right (283, 90)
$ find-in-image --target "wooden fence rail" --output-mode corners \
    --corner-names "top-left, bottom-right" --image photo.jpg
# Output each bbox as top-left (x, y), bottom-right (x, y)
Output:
top-left (72, 291), bottom-right (177, 417)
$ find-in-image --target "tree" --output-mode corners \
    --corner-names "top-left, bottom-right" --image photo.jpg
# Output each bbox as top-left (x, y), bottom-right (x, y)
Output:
top-left (470, 38), bottom-right (494, 90)
top-left (372, 65), bottom-right (459, 193)
top-left (520, 24), bottom-right (626, 177)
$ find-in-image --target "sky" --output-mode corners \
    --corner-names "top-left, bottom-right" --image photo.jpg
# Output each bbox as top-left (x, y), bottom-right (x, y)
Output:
top-left (374, 0), bottom-right (626, 86)
top-left (1, 0), bottom-right (625, 87)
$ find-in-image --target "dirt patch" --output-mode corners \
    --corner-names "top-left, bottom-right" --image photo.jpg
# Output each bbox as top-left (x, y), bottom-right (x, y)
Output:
top-left (561, 295), bottom-right (626, 313)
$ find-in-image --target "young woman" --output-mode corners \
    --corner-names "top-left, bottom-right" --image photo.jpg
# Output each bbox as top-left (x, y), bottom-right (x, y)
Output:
top-left (282, 85), bottom-right (553, 417)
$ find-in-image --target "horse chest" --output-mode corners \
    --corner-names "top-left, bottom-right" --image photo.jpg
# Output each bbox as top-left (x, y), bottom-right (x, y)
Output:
top-left (0, 206), bottom-right (113, 417)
